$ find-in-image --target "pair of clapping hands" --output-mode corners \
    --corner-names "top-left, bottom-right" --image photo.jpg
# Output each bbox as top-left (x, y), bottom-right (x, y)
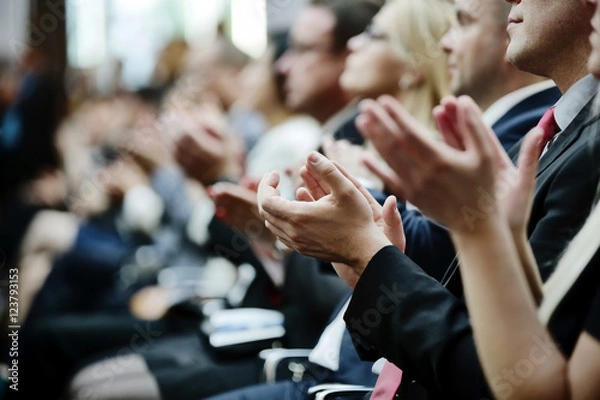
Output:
top-left (256, 95), bottom-right (546, 290)
top-left (161, 93), bottom-right (245, 186)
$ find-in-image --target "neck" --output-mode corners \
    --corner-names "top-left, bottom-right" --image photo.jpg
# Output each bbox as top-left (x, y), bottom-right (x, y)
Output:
top-left (310, 92), bottom-right (353, 125)
top-left (550, 63), bottom-right (589, 95)
top-left (539, 40), bottom-right (591, 94)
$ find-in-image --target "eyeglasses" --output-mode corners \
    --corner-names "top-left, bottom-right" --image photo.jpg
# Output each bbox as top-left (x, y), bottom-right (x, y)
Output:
top-left (286, 40), bottom-right (333, 56)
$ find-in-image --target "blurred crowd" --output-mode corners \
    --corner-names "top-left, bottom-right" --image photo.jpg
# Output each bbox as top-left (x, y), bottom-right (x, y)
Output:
top-left (2, 0), bottom-right (600, 399)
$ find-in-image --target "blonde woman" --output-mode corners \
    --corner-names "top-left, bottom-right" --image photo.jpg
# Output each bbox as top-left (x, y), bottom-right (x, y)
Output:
top-left (339, 0), bottom-right (452, 132)
top-left (323, 0), bottom-right (452, 187)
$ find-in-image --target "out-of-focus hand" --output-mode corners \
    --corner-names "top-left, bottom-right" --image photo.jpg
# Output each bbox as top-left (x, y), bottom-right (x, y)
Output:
top-left (432, 96), bottom-right (544, 235)
top-left (121, 112), bottom-right (173, 172)
top-left (207, 182), bottom-right (276, 244)
top-left (357, 94), bottom-right (544, 234)
top-left (321, 137), bottom-right (383, 191)
top-left (174, 118), bottom-right (244, 186)
top-left (357, 95), bottom-right (495, 233)
top-left (361, 152), bottom-right (406, 201)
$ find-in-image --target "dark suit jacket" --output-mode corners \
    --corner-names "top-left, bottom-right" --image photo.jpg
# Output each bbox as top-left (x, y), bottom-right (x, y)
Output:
top-left (493, 86), bottom-right (562, 152)
top-left (344, 98), bottom-right (600, 398)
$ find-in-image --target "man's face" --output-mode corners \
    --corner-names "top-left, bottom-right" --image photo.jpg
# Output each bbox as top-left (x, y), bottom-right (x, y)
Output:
top-left (439, 0), bottom-right (508, 100)
top-left (505, 0), bottom-right (593, 78)
top-left (276, 6), bottom-right (348, 115)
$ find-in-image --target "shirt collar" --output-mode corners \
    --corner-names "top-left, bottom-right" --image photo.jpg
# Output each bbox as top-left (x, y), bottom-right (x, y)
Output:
top-left (483, 80), bottom-right (558, 127)
top-left (554, 74), bottom-right (599, 132)
top-left (321, 101), bottom-right (359, 136)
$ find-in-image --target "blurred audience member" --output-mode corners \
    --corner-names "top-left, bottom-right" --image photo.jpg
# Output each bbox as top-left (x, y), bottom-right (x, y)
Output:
top-left (150, 38), bottom-right (190, 90)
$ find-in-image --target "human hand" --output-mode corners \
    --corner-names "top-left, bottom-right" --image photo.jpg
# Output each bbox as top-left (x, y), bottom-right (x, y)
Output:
top-left (295, 154), bottom-right (405, 288)
top-left (296, 156), bottom-right (405, 252)
top-left (357, 95), bottom-right (544, 234)
top-left (174, 115), bottom-right (244, 186)
top-left (122, 112), bottom-right (173, 172)
top-left (357, 95), bottom-right (496, 233)
top-left (321, 137), bottom-right (383, 192)
top-left (361, 152), bottom-right (406, 201)
top-left (257, 152), bottom-right (392, 279)
top-left (207, 182), bottom-right (276, 244)
top-left (432, 97), bottom-right (544, 235)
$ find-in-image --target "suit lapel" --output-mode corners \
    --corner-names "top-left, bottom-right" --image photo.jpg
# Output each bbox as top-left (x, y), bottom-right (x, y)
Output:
top-left (536, 97), bottom-right (597, 177)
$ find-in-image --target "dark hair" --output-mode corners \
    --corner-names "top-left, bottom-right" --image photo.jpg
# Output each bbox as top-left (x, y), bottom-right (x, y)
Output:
top-left (268, 31), bottom-right (290, 104)
top-left (310, 0), bottom-right (385, 51)
top-left (270, 30), bottom-right (290, 62)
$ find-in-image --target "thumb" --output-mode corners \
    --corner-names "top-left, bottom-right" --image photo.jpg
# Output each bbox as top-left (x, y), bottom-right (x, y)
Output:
top-left (306, 151), bottom-right (354, 197)
top-left (382, 196), bottom-right (405, 252)
top-left (257, 171), bottom-right (281, 214)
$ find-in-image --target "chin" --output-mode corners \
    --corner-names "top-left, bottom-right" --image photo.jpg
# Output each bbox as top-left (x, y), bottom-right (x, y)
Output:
top-left (339, 74), bottom-right (356, 92)
top-left (506, 44), bottom-right (530, 73)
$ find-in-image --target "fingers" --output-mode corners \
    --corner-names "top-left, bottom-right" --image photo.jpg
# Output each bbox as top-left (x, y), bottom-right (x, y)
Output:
top-left (203, 125), bottom-right (223, 141)
top-left (330, 160), bottom-right (377, 208)
top-left (358, 98), bottom-right (402, 141)
top-left (378, 95), bottom-right (438, 163)
top-left (300, 164), bottom-right (330, 200)
top-left (361, 154), bottom-right (407, 200)
top-left (456, 96), bottom-right (495, 159)
top-left (434, 100), bottom-right (464, 150)
top-left (240, 177), bottom-right (260, 192)
top-left (517, 127), bottom-right (544, 193)
top-left (304, 152), bottom-right (356, 198)
top-left (296, 187), bottom-right (315, 202)
top-left (209, 182), bottom-right (256, 206)
top-left (382, 195), bottom-right (406, 252)
top-left (257, 171), bottom-right (281, 215)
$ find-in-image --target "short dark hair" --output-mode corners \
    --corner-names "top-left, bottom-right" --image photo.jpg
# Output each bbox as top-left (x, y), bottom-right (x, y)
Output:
top-left (310, 0), bottom-right (385, 51)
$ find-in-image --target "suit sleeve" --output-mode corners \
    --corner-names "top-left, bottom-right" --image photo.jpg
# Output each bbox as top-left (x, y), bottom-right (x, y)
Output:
top-left (399, 205), bottom-right (456, 283)
top-left (344, 246), bottom-right (489, 399)
top-left (366, 189), bottom-right (456, 284)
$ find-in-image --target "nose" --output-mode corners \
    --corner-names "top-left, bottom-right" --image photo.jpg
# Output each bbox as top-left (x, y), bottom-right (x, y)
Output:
top-left (276, 51), bottom-right (291, 74)
top-left (439, 27), bottom-right (455, 54)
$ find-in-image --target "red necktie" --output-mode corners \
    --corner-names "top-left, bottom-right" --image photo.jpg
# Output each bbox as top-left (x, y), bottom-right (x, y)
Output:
top-left (537, 106), bottom-right (560, 152)
top-left (370, 361), bottom-right (403, 399)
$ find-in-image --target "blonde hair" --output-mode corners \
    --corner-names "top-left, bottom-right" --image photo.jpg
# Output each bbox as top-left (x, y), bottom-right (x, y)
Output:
top-left (385, 0), bottom-right (454, 131)
top-left (538, 195), bottom-right (600, 324)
